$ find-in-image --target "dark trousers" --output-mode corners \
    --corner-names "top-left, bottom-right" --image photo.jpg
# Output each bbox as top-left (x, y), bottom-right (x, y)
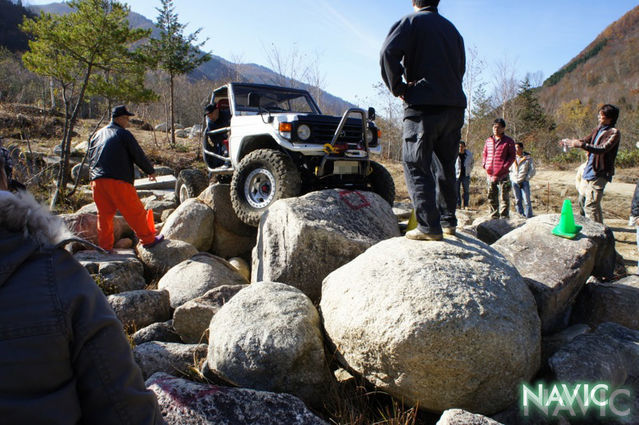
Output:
top-left (402, 106), bottom-right (465, 234)
top-left (456, 175), bottom-right (470, 208)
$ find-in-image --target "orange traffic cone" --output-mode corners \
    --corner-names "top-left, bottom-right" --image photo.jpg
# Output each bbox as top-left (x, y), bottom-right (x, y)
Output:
top-left (146, 209), bottom-right (155, 233)
top-left (552, 199), bottom-right (582, 239)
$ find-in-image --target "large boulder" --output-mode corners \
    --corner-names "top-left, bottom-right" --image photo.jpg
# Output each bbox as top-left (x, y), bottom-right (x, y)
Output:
top-left (547, 324), bottom-right (639, 425)
top-left (437, 409), bottom-right (504, 425)
top-left (107, 289), bottom-right (171, 330)
top-left (133, 342), bottom-right (207, 380)
top-left (253, 189), bottom-right (400, 302)
top-left (320, 234), bottom-right (541, 415)
top-left (61, 212), bottom-right (132, 245)
top-left (549, 322), bottom-right (639, 385)
top-left (571, 275), bottom-right (639, 331)
top-left (74, 249), bottom-right (145, 295)
top-left (493, 214), bottom-right (616, 334)
top-left (131, 321), bottom-right (182, 345)
top-left (136, 238), bottom-right (198, 278)
top-left (160, 198), bottom-right (215, 251)
top-left (198, 184), bottom-right (256, 258)
top-left (207, 282), bottom-right (333, 408)
top-left (141, 195), bottom-right (178, 223)
top-left (158, 253), bottom-right (248, 309)
top-left (471, 216), bottom-right (527, 245)
top-left (71, 163), bottom-right (90, 183)
top-left (146, 372), bottom-right (328, 425)
top-left (76, 203), bottom-right (98, 214)
top-left (173, 284), bottom-right (248, 344)
top-left (541, 324), bottom-right (591, 366)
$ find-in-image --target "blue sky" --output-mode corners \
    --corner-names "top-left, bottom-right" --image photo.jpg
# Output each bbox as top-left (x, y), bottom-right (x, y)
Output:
top-left (24, 0), bottom-right (638, 108)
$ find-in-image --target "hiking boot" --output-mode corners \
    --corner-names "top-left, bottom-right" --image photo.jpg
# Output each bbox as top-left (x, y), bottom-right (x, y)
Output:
top-left (405, 229), bottom-right (443, 241)
top-left (443, 226), bottom-right (456, 236)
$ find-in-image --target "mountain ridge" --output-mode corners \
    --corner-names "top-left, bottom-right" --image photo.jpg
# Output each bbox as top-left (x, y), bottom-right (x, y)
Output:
top-left (537, 5), bottom-right (639, 113)
top-left (27, 2), bottom-right (355, 114)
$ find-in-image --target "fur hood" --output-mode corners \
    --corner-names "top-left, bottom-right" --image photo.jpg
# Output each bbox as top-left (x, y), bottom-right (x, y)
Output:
top-left (0, 190), bottom-right (72, 246)
top-left (0, 190), bottom-right (75, 288)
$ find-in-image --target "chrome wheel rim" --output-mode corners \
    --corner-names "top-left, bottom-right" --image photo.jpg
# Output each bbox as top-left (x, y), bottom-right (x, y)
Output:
top-left (244, 168), bottom-right (276, 209)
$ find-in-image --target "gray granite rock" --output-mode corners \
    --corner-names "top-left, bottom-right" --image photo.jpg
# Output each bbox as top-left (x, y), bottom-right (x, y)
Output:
top-left (107, 289), bottom-right (171, 330)
top-left (146, 372), bottom-right (328, 425)
top-left (321, 234), bottom-right (541, 415)
top-left (134, 342), bottom-right (207, 380)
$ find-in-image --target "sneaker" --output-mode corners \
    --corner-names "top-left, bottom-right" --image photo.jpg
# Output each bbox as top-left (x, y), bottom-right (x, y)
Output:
top-left (405, 229), bottom-right (443, 241)
top-left (142, 234), bottom-right (164, 249)
top-left (443, 226), bottom-right (456, 236)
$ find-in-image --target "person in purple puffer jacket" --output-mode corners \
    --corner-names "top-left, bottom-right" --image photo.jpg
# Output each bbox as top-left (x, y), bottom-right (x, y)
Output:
top-left (482, 118), bottom-right (516, 219)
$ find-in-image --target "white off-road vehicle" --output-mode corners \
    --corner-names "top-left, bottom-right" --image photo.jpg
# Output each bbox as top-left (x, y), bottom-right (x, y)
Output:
top-left (175, 82), bottom-right (395, 226)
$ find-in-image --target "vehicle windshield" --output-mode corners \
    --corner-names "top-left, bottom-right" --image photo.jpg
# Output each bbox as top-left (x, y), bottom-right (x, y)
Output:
top-left (232, 85), bottom-right (320, 114)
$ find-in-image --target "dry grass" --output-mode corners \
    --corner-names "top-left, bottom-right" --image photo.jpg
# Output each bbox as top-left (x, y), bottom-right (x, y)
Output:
top-left (320, 372), bottom-right (436, 425)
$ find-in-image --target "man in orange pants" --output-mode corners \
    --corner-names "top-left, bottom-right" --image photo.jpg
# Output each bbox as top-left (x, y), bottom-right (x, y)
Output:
top-left (88, 105), bottom-right (163, 251)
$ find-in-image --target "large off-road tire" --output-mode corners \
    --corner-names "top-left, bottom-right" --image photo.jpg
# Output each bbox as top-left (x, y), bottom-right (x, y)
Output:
top-left (366, 161), bottom-right (395, 206)
top-left (175, 169), bottom-right (209, 205)
top-left (230, 149), bottom-right (301, 227)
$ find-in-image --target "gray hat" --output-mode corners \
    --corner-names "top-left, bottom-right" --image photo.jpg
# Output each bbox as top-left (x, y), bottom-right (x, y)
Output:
top-left (112, 105), bottom-right (135, 119)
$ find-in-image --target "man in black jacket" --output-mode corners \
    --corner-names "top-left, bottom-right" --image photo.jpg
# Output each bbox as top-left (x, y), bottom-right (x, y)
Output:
top-left (380, 0), bottom-right (466, 240)
top-left (87, 105), bottom-right (163, 251)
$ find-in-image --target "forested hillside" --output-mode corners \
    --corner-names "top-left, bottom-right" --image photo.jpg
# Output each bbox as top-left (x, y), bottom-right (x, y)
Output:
top-left (0, 0), bottom-right (34, 52)
top-left (538, 5), bottom-right (639, 114)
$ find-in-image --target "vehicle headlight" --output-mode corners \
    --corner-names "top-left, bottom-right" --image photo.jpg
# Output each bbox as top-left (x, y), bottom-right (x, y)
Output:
top-left (297, 124), bottom-right (311, 141)
top-left (365, 127), bottom-right (375, 144)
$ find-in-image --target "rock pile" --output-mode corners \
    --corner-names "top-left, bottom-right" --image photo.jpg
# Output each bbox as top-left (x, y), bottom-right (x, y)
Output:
top-left (62, 180), bottom-right (638, 424)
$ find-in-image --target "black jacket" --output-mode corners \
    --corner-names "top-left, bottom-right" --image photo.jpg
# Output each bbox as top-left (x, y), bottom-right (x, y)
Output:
top-left (0, 190), bottom-right (165, 425)
top-left (380, 6), bottom-right (466, 108)
top-left (88, 122), bottom-right (155, 184)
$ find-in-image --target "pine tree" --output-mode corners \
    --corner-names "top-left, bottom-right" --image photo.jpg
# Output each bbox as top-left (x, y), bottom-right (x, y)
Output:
top-left (514, 78), bottom-right (551, 143)
top-left (21, 0), bottom-right (152, 207)
top-left (147, 0), bottom-right (210, 147)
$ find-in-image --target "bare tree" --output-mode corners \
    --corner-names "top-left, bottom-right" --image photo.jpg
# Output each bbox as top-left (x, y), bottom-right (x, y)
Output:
top-left (263, 42), bottom-right (310, 88)
top-left (229, 52), bottom-right (246, 83)
top-left (372, 82), bottom-right (403, 161)
top-left (303, 50), bottom-right (326, 110)
top-left (462, 44), bottom-right (485, 142)
top-left (525, 71), bottom-right (544, 88)
top-left (492, 55), bottom-right (519, 123)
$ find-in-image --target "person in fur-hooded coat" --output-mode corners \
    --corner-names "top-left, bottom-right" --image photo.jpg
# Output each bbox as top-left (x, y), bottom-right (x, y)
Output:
top-left (0, 159), bottom-right (165, 424)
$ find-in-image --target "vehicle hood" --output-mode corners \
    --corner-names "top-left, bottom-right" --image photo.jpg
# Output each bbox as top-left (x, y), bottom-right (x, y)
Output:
top-left (0, 190), bottom-right (72, 288)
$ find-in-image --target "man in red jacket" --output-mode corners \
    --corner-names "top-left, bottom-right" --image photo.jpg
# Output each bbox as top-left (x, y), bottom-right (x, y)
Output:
top-left (482, 118), bottom-right (516, 219)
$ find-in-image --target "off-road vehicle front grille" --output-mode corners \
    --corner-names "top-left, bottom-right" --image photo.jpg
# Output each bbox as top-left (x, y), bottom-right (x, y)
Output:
top-left (294, 115), bottom-right (364, 144)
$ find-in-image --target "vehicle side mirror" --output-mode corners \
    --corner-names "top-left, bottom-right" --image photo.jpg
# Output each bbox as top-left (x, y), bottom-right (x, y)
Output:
top-left (248, 92), bottom-right (261, 108)
top-left (368, 107), bottom-right (376, 121)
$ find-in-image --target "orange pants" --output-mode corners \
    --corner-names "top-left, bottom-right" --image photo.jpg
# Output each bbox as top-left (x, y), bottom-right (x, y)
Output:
top-left (91, 178), bottom-right (156, 250)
